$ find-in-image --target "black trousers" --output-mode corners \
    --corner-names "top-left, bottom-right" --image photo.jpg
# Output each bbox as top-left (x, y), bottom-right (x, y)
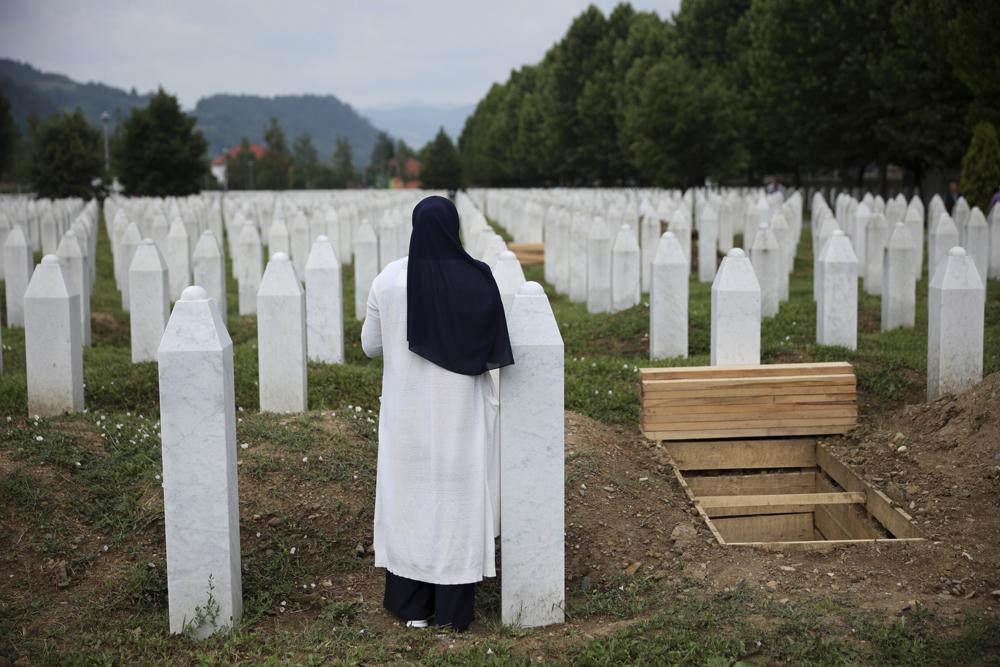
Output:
top-left (383, 570), bottom-right (475, 631)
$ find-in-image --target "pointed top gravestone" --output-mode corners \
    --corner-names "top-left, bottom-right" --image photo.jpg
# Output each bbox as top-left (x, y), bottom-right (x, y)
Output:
top-left (493, 250), bottom-right (527, 317)
top-left (816, 230), bottom-right (858, 350)
top-left (500, 281), bottom-right (564, 628)
top-left (586, 217), bottom-right (612, 314)
top-left (711, 248), bottom-right (761, 365)
top-left (258, 252), bottom-right (307, 413)
top-left (305, 235), bottom-right (344, 364)
top-left (56, 229), bottom-right (91, 346)
top-left (25, 255), bottom-right (83, 416)
top-left (158, 285), bottom-right (242, 639)
top-left (3, 225), bottom-right (33, 328)
top-left (751, 223), bottom-right (781, 317)
top-left (354, 220), bottom-right (379, 321)
top-left (193, 230), bottom-right (227, 316)
top-left (129, 239), bottom-right (171, 363)
top-left (611, 224), bottom-right (640, 312)
top-left (882, 222), bottom-right (916, 331)
top-left (965, 207), bottom-right (990, 283)
top-left (166, 217), bottom-right (191, 301)
top-left (650, 231), bottom-right (688, 359)
top-left (928, 247), bottom-right (984, 400)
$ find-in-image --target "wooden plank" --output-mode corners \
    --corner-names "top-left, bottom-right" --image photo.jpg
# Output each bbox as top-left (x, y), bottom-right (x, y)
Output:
top-left (814, 474), bottom-right (883, 539)
top-left (641, 416), bottom-right (858, 431)
top-left (816, 445), bottom-right (922, 539)
top-left (673, 468), bottom-right (726, 545)
top-left (645, 424), bottom-right (856, 440)
top-left (641, 374), bottom-right (856, 393)
top-left (639, 362), bottom-right (853, 380)
top-left (642, 407), bottom-right (857, 424)
top-left (726, 537), bottom-right (926, 552)
top-left (698, 492), bottom-right (865, 510)
top-left (645, 400), bottom-right (854, 416)
top-left (642, 385), bottom-right (856, 403)
top-left (684, 470), bottom-right (816, 495)
top-left (713, 513), bottom-right (814, 543)
top-left (705, 504), bottom-right (817, 518)
top-left (667, 440), bottom-right (816, 471)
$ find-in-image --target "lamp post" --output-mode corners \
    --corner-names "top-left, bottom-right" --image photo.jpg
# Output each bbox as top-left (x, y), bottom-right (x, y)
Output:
top-left (100, 111), bottom-right (110, 171)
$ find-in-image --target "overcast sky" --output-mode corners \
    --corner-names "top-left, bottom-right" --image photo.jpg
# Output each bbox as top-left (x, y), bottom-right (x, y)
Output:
top-left (0, 0), bottom-right (679, 110)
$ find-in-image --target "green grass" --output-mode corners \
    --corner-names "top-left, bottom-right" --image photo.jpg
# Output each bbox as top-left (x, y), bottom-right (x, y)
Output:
top-left (1, 211), bottom-right (999, 664)
top-left (522, 225), bottom-right (1000, 426)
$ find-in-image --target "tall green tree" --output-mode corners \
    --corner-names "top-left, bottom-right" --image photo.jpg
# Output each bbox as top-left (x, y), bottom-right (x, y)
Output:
top-left (330, 136), bottom-right (356, 188)
top-left (0, 88), bottom-right (19, 181)
top-left (624, 55), bottom-right (747, 187)
top-left (28, 109), bottom-right (102, 198)
top-left (256, 117), bottom-right (291, 190)
top-left (291, 133), bottom-right (319, 189)
top-left (960, 122), bottom-right (1000, 212)
top-left (114, 88), bottom-right (207, 195)
top-left (420, 128), bottom-right (463, 190)
top-left (226, 137), bottom-right (257, 190)
top-left (368, 131), bottom-right (395, 187)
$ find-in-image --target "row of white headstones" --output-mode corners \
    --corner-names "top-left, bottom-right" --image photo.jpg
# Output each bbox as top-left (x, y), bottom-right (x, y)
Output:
top-left (1, 190), bottom-right (566, 636)
top-left (479, 188), bottom-right (991, 401)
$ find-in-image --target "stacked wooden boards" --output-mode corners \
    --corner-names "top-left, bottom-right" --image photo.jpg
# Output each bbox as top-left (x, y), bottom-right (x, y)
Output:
top-left (639, 362), bottom-right (923, 549)
top-left (640, 362), bottom-right (857, 440)
top-left (508, 242), bottom-right (544, 266)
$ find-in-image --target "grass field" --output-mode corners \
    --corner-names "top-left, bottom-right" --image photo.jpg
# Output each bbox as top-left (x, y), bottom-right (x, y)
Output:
top-left (1, 211), bottom-right (999, 665)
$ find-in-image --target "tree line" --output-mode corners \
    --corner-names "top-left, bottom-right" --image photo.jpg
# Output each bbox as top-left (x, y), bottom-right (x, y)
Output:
top-left (458, 0), bottom-right (999, 199)
top-left (0, 87), bottom-right (467, 196)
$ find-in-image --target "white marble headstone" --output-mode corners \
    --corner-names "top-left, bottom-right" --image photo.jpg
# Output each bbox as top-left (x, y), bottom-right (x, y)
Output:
top-left (257, 252), bottom-right (307, 412)
top-left (711, 248), bottom-right (760, 365)
top-left (650, 231), bottom-right (688, 359)
top-left (304, 236), bottom-right (344, 364)
top-left (928, 247), bottom-right (984, 400)
top-left (158, 285), bottom-right (242, 639)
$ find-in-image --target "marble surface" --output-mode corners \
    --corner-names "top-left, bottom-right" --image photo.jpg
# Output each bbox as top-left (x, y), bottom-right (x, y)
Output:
top-left (586, 218), bottom-right (612, 314)
top-left (291, 210), bottom-right (310, 278)
top-left (305, 236), bottom-right (344, 364)
top-left (157, 285), bottom-right (242, 638)
top-left (193, 230), bottom-right (227, 316)
top-left (697, 204), bottom-right (719, 284)
top-left (928, 247), bottom-right (984, 400)
top-left (500, 282), bottom-right (565, 628)
top-left (904, 203), bottom-right (925, 276)
top-left (965, 207), bottom-right (990, 284)
top-left (611, 224), bottom-right (640, 313)
top-left (257, 252), bottom-right (307, 412)
top-left (166, 218), bottom-right (191, 302)
top-left (353, 221), bottom-right (379, 321)
top-left (853, 202), bottom-right (871, 280)
top-left (119, 222), bottom-right (142, 312)
top-left (751, 222), bottom-right (781, 318)
top-left (568, 212), bottom-right (588, 303)
top-left (493, 250), bottom-right (526, 318)
top-left (882, 222), bottom-right (916, 331)
top-left (816, 230), bottom-right (858, 350)
top-left (650, 231), bottom-right (688, 359)
top-left (862, 213), bottom-right (889, 296)
top-left (711, 248), bottom-right (761, 366)
top-left (990, 206), bottom-right (1000, 280)
top-left (929, 213), bottom-right (959, 284)
top-left (130, 239), bottom-right (171, 363)
top-left (4, 225), bottom-right (34, 327)
top-left (267, 217), bottom-right (291, 257)
top-left (640, 212), bottom-right (661, 292)
top-left (769, 210), bottom-right (792, 302)
top-left (237, 223), bottom-right (263, 316)
top-left (56, 230), bottom-right (91, 346)
top-left (25, 255), bottom-right (83, 416)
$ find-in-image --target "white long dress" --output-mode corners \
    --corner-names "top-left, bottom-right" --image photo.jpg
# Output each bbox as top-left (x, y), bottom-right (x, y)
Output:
top-left (361, 257), bottom-right (498, 585)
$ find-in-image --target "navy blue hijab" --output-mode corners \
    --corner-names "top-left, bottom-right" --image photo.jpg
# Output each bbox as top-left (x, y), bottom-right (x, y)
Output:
top-left (406, 196), bottom-right (514, 375)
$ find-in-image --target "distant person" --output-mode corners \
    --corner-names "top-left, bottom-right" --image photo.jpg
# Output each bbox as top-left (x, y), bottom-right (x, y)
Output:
top-left (990, 184), bottom-right (1000, 211)
top-left (361, 195), bottom-right (513, 631)
top-left (945, 180), bottom-right (960, 214)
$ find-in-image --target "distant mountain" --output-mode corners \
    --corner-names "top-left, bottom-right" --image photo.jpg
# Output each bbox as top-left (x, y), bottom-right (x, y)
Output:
top-left (361, 104), bottom-right (474, 148)
top-left (0, 58), bottom-right (149, 131)
top-left (0, 58), bottom-right (385, 166)
top-left (193, 94), bottom-right (382, 165)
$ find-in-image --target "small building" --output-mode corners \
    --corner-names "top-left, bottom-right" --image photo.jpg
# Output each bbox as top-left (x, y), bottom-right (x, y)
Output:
top-left (210, 143), bottom-right (265, 186)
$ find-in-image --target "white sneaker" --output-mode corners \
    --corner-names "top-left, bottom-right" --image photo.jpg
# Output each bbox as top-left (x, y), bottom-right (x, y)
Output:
top-left (405, 618), bottom-right (431, 628)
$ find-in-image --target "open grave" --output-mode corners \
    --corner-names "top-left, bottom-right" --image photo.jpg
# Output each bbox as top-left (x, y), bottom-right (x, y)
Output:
top-left (641, 362), bottom-right (924, 549)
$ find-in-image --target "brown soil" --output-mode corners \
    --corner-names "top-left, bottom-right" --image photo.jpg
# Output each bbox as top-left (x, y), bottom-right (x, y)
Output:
top-left (3, 375), bottom-right (999, 657)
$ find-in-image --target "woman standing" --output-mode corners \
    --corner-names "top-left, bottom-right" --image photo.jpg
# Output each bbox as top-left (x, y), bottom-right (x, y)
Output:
top-left (361, 195), bottom-right (513, 631)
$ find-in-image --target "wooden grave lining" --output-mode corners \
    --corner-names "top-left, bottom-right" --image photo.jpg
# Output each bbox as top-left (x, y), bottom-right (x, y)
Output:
top-left (640, 362), bottom-right (923, 549)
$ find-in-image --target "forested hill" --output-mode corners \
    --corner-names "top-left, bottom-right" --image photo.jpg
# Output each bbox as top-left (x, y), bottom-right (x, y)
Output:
top-left (192, 93), bottom-right (381, 162)
top-left (0, 58), bottom-right (384, 164)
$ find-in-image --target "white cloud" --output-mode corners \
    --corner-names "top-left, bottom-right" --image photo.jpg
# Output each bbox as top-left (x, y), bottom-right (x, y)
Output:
top-left (0, 0), bottom-right (680, 108)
